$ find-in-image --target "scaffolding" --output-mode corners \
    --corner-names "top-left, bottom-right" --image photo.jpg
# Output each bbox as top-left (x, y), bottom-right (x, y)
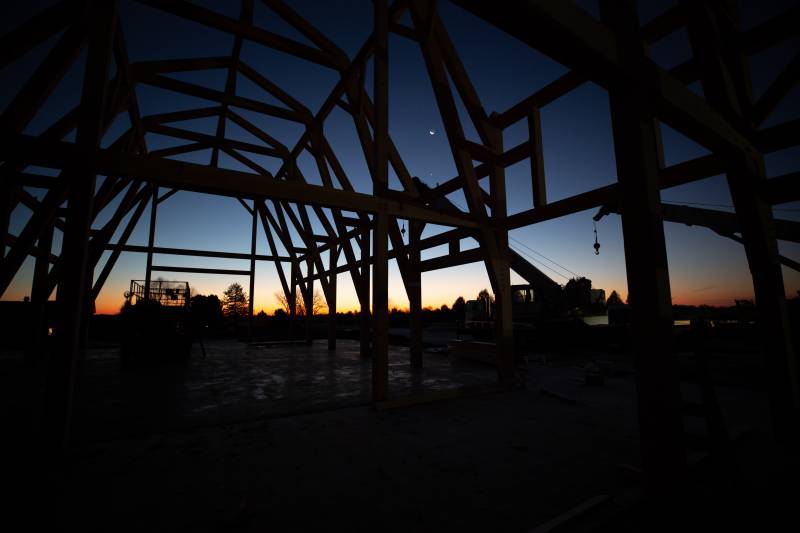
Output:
top-left (127, 280), bottom-right (190, 308)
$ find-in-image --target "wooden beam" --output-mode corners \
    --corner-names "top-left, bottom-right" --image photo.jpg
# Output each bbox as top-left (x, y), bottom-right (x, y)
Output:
top-left (751, 51), bottom-right (800, 127)
top-left (103, 243), bottom-right (290, 261)
top-left (528, 107), bottom-right (546, 207)
top-left (136, 0), bottom-right (345, 69)
top-left (452, 0), bottom-right (759, 159)
top-left (408, 220), bottom-right (422, 368)
top-left (261, 0), bottom-right (346, 57)
top-left (142, 187), bottom-right (158, 301)
top-left (683, 0), bottom-right (799, 441)
top-left (150, 265), bottom-right (251, 276)
top-left (506, 153), bottom-right (727, 229)
top-left (146, 123), bottom-right (282, 158)
top-left (45, 0), bottom-right (116, 449)
top-left (420, 247), bottom-right (483, 272)
top-left (0, 0), bottom-right (78, 70)
top-left (156, 188), bottom-right (180, 204)
top-left (764, 171), bottom-right (800, 205)
top-left (28, 221), bottom-right (55, 360)
top-left (130, 56), bottom-right (231, 74)
top-left (142, 106), bottom-right (222, 126)
top-left (237, 62), bottom-right (312, 117)
top-left (410, 0), bottom-right (515, 380)
top-left (371, 0), bottom-right (390, 402)
top-left (601, 0), bottom-right (685, 498)
top-left (491, 70), bottom-right (585, 130)
top-left (327, 245), bottom-right (338, 351)
top-left (0, 21), bottom-right (86, 135)
top-left (93, 186), bottom-right (152, 299)
top-left (757, 118), bottom-right (800, 154)
top-left (1, 134), bottom-right (486, 229)
top-left (359, 225), bottom-right (371, 358)
top-left (641, 4), bottom-right (685, 44)
top-left (148, 142), bottom-right (208, 159)
top-left (248, 205), bottom-right (257, 339)
top-left (739, 5), bottom-right (800, 55)
top-left (135, 71), bottom-right (309, 124)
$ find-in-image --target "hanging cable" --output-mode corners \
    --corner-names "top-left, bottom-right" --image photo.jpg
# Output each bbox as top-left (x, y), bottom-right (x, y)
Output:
top-left (451, 195), bottom-right (581, 278)
top-left (662, 200), bottom-right (800, 212)
top-left (509, 236), bottom-right (580, 278)
top-left (509, 243), bottom-right (571, 280)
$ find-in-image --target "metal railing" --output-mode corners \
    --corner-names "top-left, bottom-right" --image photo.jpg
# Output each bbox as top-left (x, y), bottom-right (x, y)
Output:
top-left (128, 280), bottom-right (190, 307)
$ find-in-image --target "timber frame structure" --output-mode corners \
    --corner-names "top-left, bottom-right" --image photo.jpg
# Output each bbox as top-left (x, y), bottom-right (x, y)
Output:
top-left (1, 0), bottom-right (798, 500)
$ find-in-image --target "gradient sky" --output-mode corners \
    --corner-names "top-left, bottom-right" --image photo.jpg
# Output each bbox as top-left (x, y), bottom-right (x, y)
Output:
top-left (2, 0), bottom-right (799, 315)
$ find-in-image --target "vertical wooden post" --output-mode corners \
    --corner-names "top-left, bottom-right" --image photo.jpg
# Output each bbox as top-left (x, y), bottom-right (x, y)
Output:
top-left (327, 246), bottom-right (338, 351)
top-left (408, 0), bottom-right (515, 382)
top-left (372, 213), bottom-right (389, 400)
top-left (359, 226), bottom-right (371, 358)
top-left (248, 202), bottom-right (257, 341)
top-left (0, 187), bottom-right (11, 271)
top-left (305, 257), bottom-right (313, 344)
top-left (600, 0), bottom-right (686, 499)
top-left (408, 220), bottom-right (423, 368)
top-left (681, 0), bottom-right (799, 444)
top-left (143, 186), bottom-right (158, 300)
top-left (527, 107), bottom-right (547, 208)
top-left (487, 126), bottom-right (514, 382)
top-left (371, 0), bottom-right (390, 401)
top-left (43, 0), bottom-right (116, 448)
top-left (28, 222), bottom-right (54, 362)
top-left (289, 264), bottom-right (296, 340)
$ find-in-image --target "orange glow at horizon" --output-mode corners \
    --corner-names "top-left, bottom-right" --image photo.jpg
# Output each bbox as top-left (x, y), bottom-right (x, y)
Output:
top-left (84, 268), bottom-right (779, 315)
top-left (5, 250), bottom-right (796, 316)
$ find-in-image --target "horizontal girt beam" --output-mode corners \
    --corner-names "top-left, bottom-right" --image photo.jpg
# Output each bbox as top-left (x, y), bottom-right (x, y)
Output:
top-left (1, 134), bottom-right (485, 229)
top-left (150, 265), bottom-right (250, 276)
top-left (104, 244), bottom-right (291, 261)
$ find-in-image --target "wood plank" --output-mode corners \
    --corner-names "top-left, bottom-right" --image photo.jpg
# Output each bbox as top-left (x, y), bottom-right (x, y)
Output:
top-left (150, 265), bottom-right (251, 276)
top-left (602, 0), bottom-right (686, 496)
top-left (45, 0), bottom-right (117, 449)
top-left (0, 0), bottom-right (77, 70)
top-left (135, 71), bottom-right (309, 124)
top-left (146, 123), bottom-right (282, 158)
top-left (453, 0), bottom-right (758, 159)
top-left (103, 243), bottom-right (290, 261)
top-left (136, 0), bottom-right (344, 69)
top-left (1, 134), bottom-right (486, 229)
top-left (528, 107), bottom-right (546, 207)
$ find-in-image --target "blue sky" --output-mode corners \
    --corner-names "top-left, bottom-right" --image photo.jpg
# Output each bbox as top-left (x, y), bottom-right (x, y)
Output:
top-left (2, 0), bottom-right (798, 313)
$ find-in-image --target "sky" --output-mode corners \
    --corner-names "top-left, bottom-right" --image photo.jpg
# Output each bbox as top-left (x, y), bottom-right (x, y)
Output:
top-left (1, 0), bottom-right (799, 315)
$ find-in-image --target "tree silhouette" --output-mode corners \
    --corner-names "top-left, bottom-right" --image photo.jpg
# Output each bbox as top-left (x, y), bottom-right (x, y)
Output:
top-left (190, 294), bottom-right (223, 329)
top-left (476, 289), bottom-right (494, 319)
top-left (563, 276), bottom-right (592, 309)
top-left (606, 290), bottom-right (623, 306)
top-left (452, 296), bottom-right (466, 321)
top-left (273, 289), bottom-right (326, 316)
top-left (274, 290), bottom-right (293, 315)
top-left (222, 283), bottom-right (248, 318)
top-left (298, 289), bottom-right (326, 316)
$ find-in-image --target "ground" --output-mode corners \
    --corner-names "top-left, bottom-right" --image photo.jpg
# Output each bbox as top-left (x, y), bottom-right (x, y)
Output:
top-left (2, 335), bottom-right (797, 531)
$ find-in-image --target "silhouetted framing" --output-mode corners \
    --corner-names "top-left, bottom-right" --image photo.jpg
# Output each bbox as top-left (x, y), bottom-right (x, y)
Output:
top-left (0, 0), bottom-right (798, 502)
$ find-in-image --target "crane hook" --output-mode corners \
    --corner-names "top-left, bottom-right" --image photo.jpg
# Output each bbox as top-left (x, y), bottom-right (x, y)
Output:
top-left (593, 221), bottom-right (600, 255)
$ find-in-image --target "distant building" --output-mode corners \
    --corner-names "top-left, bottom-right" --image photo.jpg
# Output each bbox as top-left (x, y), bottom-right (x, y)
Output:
top-left (590, 289), bottom-right (606, 305)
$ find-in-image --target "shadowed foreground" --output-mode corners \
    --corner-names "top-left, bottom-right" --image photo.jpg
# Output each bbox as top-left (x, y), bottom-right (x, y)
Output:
top-left (3, 339), bottom-right (796, 531)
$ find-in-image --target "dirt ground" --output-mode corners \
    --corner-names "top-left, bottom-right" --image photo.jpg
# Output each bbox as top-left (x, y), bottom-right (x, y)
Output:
top-left (2, 338), bottom-right (797, 531)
